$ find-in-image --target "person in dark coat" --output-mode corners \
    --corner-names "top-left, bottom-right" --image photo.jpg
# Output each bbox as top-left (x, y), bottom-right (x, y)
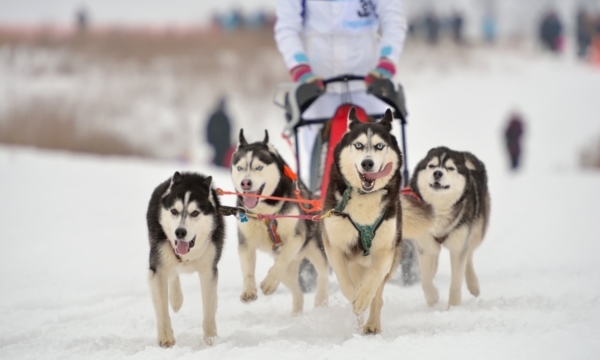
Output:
top-left (539, 10), bottom-right (563, 52)
top-left (451, 11), bottom-right (464, 44)
top-left (576, 8), bottom-right (593, 58)
top-left (504, 113), bottom-right (525, 170)
top-left (205, 98), bottom-right (232, 168)
top-left (424, 11), bottom-right (440, 45)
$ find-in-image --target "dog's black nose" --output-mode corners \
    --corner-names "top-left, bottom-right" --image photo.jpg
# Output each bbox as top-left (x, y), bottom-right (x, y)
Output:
top-left (241, 179), bottom-right (252, 190)
top-left (433, 170), bottom-right (443, 180)
top-left (361, 159), bottom-right (374, 171)
top-left (175, 228), bottom-right (187, 239)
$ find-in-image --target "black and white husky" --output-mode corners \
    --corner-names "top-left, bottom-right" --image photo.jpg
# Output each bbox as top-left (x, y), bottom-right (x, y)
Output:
top-left (230, 130), bottom-right (329, 314)
top-left (146, 172), bottom-right (224, 347)
top-left (409, 147), bottom-right (490, 307)
top-left (322, 108), bottom-right (434, 334)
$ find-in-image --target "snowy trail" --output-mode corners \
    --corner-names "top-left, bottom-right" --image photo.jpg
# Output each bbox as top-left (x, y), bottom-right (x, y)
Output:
top-left (1, 51), bottom-right (600, 359)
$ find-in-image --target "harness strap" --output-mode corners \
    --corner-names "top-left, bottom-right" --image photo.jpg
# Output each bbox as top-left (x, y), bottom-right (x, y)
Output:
top-left (264, 218), bottom-right (283, 250)
top-left (333, 185), bottom-right (389, 256)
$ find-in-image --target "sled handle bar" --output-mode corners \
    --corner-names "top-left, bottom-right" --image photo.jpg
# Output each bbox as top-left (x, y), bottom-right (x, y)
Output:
top-left (323, 74), bottom-right (365, 85)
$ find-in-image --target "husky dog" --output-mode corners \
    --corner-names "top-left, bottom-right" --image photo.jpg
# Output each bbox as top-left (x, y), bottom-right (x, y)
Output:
top-left (409, 147), bottom-right (490, 307)
top-left (322, 108), bottom-right (434, 334)
top-left (146, 172), bottom-right (224, 347)
top-left (231, 130), bottom-right (329, 314)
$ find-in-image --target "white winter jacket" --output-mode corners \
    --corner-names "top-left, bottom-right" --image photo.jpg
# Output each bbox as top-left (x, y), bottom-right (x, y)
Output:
top-left (275, 0), bottom-right (407, 92)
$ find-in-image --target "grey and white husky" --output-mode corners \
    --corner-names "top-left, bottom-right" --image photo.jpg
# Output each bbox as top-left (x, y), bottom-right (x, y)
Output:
top-left (409, 147), bottom-right (490, 307)
top-left (322, 108), bottom-right (434, 334)
top-left (231, 130), bottom-right (329, 314)
top-left (146, 172), bottom-right (224, 347)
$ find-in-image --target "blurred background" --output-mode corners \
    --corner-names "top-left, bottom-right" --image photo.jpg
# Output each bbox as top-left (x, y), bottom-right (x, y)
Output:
top-left (0, 0), bottom-right (599, 169)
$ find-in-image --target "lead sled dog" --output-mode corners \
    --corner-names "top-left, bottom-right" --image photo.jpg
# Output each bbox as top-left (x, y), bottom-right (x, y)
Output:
top-left (321, 108), bottom-right (434, 334)
top-left (231, 130), bottom-right (329, 314)
top-left (409, 147), bottom-right (490, 307)
top-left (146, 172), bottom-right (224, 347)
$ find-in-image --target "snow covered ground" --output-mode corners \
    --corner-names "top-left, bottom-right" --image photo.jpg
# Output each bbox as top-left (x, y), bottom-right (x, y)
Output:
top-left (1, 50), bottom-right (600, 359)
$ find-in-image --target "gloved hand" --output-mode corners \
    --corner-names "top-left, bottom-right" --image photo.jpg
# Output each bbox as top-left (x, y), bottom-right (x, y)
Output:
top-left (365, 58), bottom-right (396, 87)
top-left (290, 64), bottom-right (325, 91)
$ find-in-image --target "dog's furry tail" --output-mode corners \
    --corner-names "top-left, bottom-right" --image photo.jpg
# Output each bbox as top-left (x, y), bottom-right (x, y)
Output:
top-left (401, 195), bottom-right (435, 239)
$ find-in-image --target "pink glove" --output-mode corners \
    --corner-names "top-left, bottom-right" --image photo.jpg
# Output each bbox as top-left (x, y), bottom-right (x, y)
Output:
top-left (290, 64), bottom-right (325, 90)
top-left (365, 58), bottom-right (396, 86)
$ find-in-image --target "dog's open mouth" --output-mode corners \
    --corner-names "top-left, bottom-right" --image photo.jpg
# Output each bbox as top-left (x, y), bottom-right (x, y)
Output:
top-left (243, 184), bottom-right (265, 209)
top-left (430, 182), bottom-right (450, 190)
top-left (174, 236), bottom-right (196, 255)
top-left (358, 162), bottom-right (393, 192)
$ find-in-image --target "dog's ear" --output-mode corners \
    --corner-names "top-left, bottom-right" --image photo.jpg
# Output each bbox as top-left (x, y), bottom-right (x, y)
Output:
top-left (262, 130), bottom-right (269, 145)
top-left (204, 175), bottom-right (213, 188)
top-left (171, 171), bottom-right (183, 185)
top-left (348, 107), bottom-right (360, 131)
top-left (238, 129), bottom-right (248, 148)
top-left (379, 109), bottom-right (393, 132)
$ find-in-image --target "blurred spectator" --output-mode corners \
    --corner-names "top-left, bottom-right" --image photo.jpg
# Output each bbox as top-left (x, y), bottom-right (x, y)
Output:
top-left (451, 11), bottom-right (464, 44)
top-left (424, 11), bottom-right (440, 45)
top-left (539, 10), bottom-right (563, 53)
top-left (75, 7), bottom-right (89, 32)
top-left (482, 13), bottom-right (497, 43)
top-left (504, 112), bottom-right (525, 170)
top-left (205, 98), bottom-right (232, 168)
top-left (576, 8), bottom-right (593, 58)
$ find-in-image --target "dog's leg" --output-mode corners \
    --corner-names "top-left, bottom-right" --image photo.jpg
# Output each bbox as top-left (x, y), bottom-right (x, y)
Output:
top-left (465, 249), bottom-right (479, 297)
top-left (197, 247), bottom-right (218, 345)
top-left (352, 250), bottom-right (394, 314)
top-left (446, 228), bottom-right (470, 307)
top-left (149, 268), bottom-right (175, 348)
top-left (303, 241), bottom-right (329, 306)
top-left (260, 223), bottom-right (305, 295)
top-left (363, 281), bottom-right (385, 334)
top-left (238, 243), bottom-right (258, 303)
top-left (169, 274), bottom-right (183, 313)
top-left (465, 225), bottom-right (484, 298)
top-left (324, 240), bottom-right (355, 302)
top-left (416, 240), bottom-right (441, 307)
top-left (281, 257), bottom-right (304, 314)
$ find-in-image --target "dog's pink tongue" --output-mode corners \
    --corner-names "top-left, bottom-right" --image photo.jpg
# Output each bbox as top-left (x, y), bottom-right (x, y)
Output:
top-left (363, 162), bottom-right (393, 181)
top-left (243, 192), bottom-right (259, 209)
top-left (177, 240), bottom-right (190, 255)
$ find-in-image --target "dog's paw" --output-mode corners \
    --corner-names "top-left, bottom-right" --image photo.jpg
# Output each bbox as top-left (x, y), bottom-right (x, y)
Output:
top-left (352, 286), bottom-right (374, 314)
top-left (467, 280), bottom-right (480, 297)
top-left (260, 273), bottom-right (281, 295)
top-left (240, 289), bottom-right (258, 303)
top-left (169, 291), bottom-right (183, 313)
top-left (424, 286), bottom-right (439, 307)
top-left (157, 329), bottom-right (176, 348)
top-left (448, 292), bottom-right (462, 307)
top-left (314, 293), bottom-right (328, 307)
top-left (363, 323), bottom-right (381, 335)
top-left (203, 330), bottom-right (217, 346)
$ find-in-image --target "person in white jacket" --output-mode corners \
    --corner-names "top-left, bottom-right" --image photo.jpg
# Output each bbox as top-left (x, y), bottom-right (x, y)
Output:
top-left (275, 0), bottom-right (407, 163)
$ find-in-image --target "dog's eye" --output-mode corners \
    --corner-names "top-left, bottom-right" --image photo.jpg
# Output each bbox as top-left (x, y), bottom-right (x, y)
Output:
top-left (256, 165), bottom-right (263, 171)
top-left (375, 143), bottom-right (385, 150)
top-left (447, 167), bottom-right (455, 171)
top-left (236, 166), bottom-right (243, 171)
top-left (428, 165), bottom-right (436, 169)
top-left (190, 210), bottom-right (200, 218)
top-left (354, 143), bottom-right (363, 149)
top-left (170, 209), bottom-right (179, 216)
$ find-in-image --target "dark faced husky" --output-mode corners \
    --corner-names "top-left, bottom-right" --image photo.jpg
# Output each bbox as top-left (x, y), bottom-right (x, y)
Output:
top-left (410, 147), bottom-right (490, 307)
top-left (322, 108), bottom-right (434, 334)
top-left (146, 172), bottom-right (224, 347)
top-left (231, 130), bottom-right (329, 314)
